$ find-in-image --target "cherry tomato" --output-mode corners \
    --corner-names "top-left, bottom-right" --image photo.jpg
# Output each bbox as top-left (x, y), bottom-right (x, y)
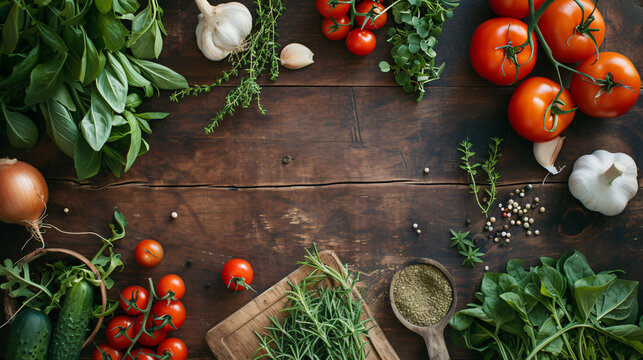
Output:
top-left (134, 314), bottom-right (168, 347)
top-left (152, 300), bottom-right (186, 331)
top-left (157, 338), bottom-right (188, 360)
top-left (570, 52), bottom-right (641, 118)
top-left (470, 17), bottom-right (536, 85)
top-left (106, 315), bottom-right (135, 349)
top-left (345, 29), bottom-right (376, 56)
top-left (539, 0), bottom-right (605, 63)
top-left (508, 77), bottom-right (576, 142)
top-left (321, 16), bottom-right (351, 40)
top-left (488, 0), bottom-right (545, 18)
top-left (134, 239), bottom-right (164, 268)
top-left (119, 285), bottom-right (150, 316)
top-left (93, 343), bottom-right (123, 360)
top-left (316, 0), bottom-right (350, 18)
top-left (130, 348), bottom-right (156, 360)
top-left (222, 259), bottom-right (254, 291)
top-left (355, 1), bottom-right (387, 30)
top-left (157, 274), bottom-right (186, 300)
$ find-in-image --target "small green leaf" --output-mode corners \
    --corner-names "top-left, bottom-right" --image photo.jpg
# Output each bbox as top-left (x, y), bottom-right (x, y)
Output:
top-left (41, 98), bottom-right (79, 157)
top-left (123, 111), bottom-right (141, 172)
top-left (379, 61), bottom-right (391, 73)
top-left (95, 0), bottom-right (112, 13)
top-left (74, 137), bottom-right (101, 180)
top-left (25, 53), bottom-right (68, 106)
top-left (1, 3), bottom-right (20, 55)
top-left (80, 87), bottom-right (113, 151)
top-left (2, 102), bottom-right (38, 149)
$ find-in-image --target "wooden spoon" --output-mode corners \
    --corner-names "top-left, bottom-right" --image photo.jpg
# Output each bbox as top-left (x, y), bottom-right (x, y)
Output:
top-left (389, 258), bottom-right (457, 360)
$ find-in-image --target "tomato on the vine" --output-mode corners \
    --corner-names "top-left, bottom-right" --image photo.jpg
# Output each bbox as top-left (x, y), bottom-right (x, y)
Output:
top-left (345, 29), bottom-right (376, 56)
top-left (152, 300), bottom-right (186, 331)
top-left (134, 239), bottom-right (164, 268)
top-left (157, 274), bottom-right (186, 300)
top-left (134, 314), bottom-right (168, 347)
top-left (570, 52), bottom-right (641, 118)
top-left (93, 343), bottom-right (123, 360)
top-left (130, 348), bottom-right (156, 360)
top-left (157, 338), bottom-right (188, 360)
top-left (321, 16), bottom-right (351, 40)
top-left (222, 258), bottom-right (254, 291)
top-left (470, 17), bottom-right (537, 85)
top-left (508, 77), bottom-right (576, 142)
top-left (119, 285), bottom-right (150, 315)
top-left (355, 1), bottom-right (387, 30)
top-left (106, 315), bottom-right (135, 349)
top-left (539, 0), bottom-right (605, 64)
top-left (316, 0), bottom-right (350, 18)
top-left (488, 0), bottom-right (545, 18)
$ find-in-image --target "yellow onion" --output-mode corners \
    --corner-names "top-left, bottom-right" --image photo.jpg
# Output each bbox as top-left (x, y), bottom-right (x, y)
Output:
top-left (0, 158), bottom-right (48, 244)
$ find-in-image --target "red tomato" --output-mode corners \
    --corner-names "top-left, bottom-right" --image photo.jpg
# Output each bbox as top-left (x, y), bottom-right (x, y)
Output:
top-left (134, 314), bottom-right (168, 347)
top-left (130, 348), bottom-right (156, 360)
top-left (134, 239), bottom-right (164, 268)
top-left (93, 343), bottom-right (123, 360)
top-left (508, 77), bottom-right (576, 142)
top-left (355, 1), bottom-right (387, 30)
top-left (539, 0), bottom-right (605, 63)
top-left (106, 315), bottom-right (135, 349)
top-left (345, 29), bottom-right (376, 56)
top-left (157, 338), bottom-right (188, 360)
top-left (316, 0), bottom-right (350, 18)
top-left (570, 52), bottom-right (641, 118)
top-left (321, 16), bottom-right (351, 40)
top-left (157, 274), bottom-right (186, 300)
top-left (222, 259), bottom-right (254, 291)
top-left (470, 17), bottom-right (537, 85)
top-left (488, 0), bottom-right (545, 18)
top-left (119, 285), bottom-right (150, 316)
top-left (152, 300), bottom-right (186, 331)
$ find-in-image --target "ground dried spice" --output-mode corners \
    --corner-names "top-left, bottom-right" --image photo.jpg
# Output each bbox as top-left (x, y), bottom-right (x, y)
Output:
top-left (393, 264), bottom-right (453, 327)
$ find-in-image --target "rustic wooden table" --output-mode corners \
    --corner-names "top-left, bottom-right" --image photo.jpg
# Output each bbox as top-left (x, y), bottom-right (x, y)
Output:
top-left (1, 0), bottom-right (641, 359)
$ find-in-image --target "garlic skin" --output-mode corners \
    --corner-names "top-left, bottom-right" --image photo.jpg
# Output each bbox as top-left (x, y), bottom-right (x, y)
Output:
top-left (280, 43), bottom-right (314, 70)
top-left (568, 150), bottom-right (638, 216)
top-left (195, 0), bottom-right (252, 61)
top-left (533, 137), bottom-right (565, 175)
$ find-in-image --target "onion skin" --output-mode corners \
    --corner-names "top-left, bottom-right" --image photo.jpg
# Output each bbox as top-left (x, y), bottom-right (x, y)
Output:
top-left (0, 158), bottom-right (48, 226)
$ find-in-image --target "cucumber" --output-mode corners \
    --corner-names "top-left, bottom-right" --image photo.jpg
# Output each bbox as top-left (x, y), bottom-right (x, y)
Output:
top-left (5, 308), bottom-right (51, 360)
top-left (48, 280), bottom-right (95, 360)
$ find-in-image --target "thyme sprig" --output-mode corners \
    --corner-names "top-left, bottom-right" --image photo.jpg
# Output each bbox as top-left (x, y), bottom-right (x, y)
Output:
top-left (458, 137), bottom-right (503, 217)
top-left (449, 229), bottom-right (484, 267)
top-left (170, 0), bottom-right (285, 133)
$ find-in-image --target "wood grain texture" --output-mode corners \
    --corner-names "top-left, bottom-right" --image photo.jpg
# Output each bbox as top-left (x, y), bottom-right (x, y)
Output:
top-left (206, 250), bottom-right (399, 360)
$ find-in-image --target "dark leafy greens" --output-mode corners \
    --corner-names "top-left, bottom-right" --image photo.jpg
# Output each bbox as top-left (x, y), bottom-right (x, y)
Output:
top-left (449, 251), bottom-right (642, 359)
top-left (0, 0), bottom-right (186, 180)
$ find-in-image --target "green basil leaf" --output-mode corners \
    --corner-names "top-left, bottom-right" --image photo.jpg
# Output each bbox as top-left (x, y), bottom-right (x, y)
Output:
top-left (112, 114), bottom-right (127, 126)
top-left (97, 12), bottom-right (128, 52)
top-left (127, 4), bottom-right (153, 46)
top-left (25, 52), bottom-right (67, 106)
top-left (114, 51), bottom-right (151, 88)
top-left (136, 117), bottom-right (152, 134)
top-left (63, 26), bottom-right (87, 82)
top-left (0, 43), bottom-right (40, 89)
top-left (36, 21), bottom-right (67, 54)
top-left (138, 138), bottom-right (149, 156)
top-left (96, 61), bottom-right (128, 112)
top-left (113, 0), bottom-right (140, 15)
top-left (35, 0), bottom-right (53, 6)
top-left (80, 86), bottom-right (113, 151)
top-left (74, 137), bottom-right (101, 181)
top-left (95, 0), bottom-right (112, 14)
top-left (128, 56), bottom-right (188, 89)
top-left (1, 3), bottom-right (20, 55)
top-left (61, 0), bottom-right (93, 25)
top-left (51, 84), bottom-right (76, 111)
top-left (129, 24), bottom-right (158, 60)
top-left (136, 112), bottom-right (168, 120)
top-left (41, 99), bottom-right (79, 158)
top-left (102, 145), bottom-right (124, 177)
top-left (83, 37), bottom-right (103, 85)
top-left (106, 125), bottom-right (130, 142)
top-left (2, 102), bottom-right (38, 149)
top-left (123, 110), bottom-right (141, 172)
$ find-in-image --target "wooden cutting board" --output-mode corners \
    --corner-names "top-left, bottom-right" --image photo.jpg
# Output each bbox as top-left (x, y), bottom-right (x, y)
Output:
top-left (206, 250), bottom-right (400, 360)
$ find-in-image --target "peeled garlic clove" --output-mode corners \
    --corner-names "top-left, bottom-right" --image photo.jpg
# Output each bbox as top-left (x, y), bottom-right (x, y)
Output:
top-left (533, 136), bottom-right (565, 175)
top-left (280, 43), bottom-right (314, 70)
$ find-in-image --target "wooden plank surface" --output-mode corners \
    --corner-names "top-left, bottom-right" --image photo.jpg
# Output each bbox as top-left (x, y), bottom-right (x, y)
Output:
top-left (0, 0), bottom-right (641, 359)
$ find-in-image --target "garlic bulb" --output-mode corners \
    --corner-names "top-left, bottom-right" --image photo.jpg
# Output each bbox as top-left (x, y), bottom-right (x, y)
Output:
top-left (280, 43), bottom-right (314, 70)
top-left (533, 137), bottom-right (565, 175)
top-left (195, 0), bottom-right (252, 61)
top-left (568, 150), bottom-right (638, 216)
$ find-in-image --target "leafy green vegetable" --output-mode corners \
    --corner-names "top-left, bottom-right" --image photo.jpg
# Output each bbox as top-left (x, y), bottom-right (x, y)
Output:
top-left (458, 138), bottom-right (503, 217)
top-left (449, 229), bottom-right (484, 267)
top-left (449, 251), bottom-right (643, 359)
top-left (380, 0), bottom-right (459, 101)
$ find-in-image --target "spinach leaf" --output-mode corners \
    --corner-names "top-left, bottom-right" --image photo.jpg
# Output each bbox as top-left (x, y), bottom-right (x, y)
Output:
top-left (41, 98), bottom-right (79, 158)
top-left (573, 274), bottom-right (615, 322)
top-left (130, 22), bottom-right (162, 60)
top-left (83, 36), bottom-right (104, 85)
top-left (51, 83), bottom-right (76, 111)
top-left (114, 51), bottom-right (152, 89)
top-left (96, 59), bottom-right (128, 112)
top-left (2, 102), bottom-right (38, 149)
top-left (563, 250), bottom-right (595, 288)
top-left (80, 86), bottom-right (113, 151)
top-left (74, 137), bottom-right (101, 180)
top-left (96, 12), bottom-right (128, 52)
top-left (535, 264), bottom-right (566, 299)
top-left (36, 21), bottom-right (67, 53)
top-left (596, 279), bottom-right (639, 325)
top-left (128, 56), bottom-right (188, 89)
top-left (25, 53), bottom-right (68, 106)
top-left (113, 0), bottom-right (140, 15)
top-left (1, 3), bottom-right (20, 55)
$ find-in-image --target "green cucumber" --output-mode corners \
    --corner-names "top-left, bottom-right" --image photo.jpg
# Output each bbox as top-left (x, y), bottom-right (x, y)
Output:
top-left (48, 280), bottom-right (95, 360)
top-left (5, 308), bottom-right (51, 360)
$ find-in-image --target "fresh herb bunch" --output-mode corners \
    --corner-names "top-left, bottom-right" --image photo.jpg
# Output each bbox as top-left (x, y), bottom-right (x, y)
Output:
top-left (449, 251), bottom-right (643, 359)
top-left (0, 0), bottom-right (187, 180)
top-left (0, 211), bottom-right (127, 320)
top-left (171, 0), bottom-right (285, 133)
top-left (379, 0), bottom-right (459, 101)
top-left (458, 137), bottom-right (503, 218)
top-left (254, 244), bottom-right (372, 360)
top-left (450, 229), bottom-right (484, 267)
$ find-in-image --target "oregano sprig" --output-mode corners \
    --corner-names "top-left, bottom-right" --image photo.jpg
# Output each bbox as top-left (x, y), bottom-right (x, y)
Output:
top-left (458, 137), bottom-right (504, 217)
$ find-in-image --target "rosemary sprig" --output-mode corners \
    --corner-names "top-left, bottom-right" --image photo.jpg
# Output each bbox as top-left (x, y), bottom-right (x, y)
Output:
top-left (170, 0), bottom-right (285, 133)
top-left (458, 137), bottom-right (503, 217)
